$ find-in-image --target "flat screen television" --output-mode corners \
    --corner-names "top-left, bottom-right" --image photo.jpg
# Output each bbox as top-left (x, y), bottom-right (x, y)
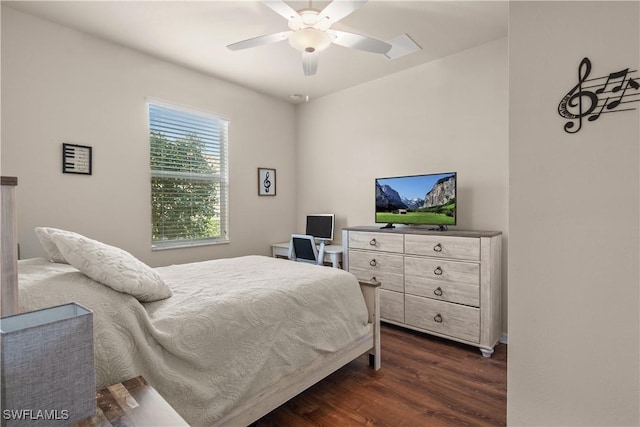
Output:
top-left (305, 214), bottom-right (335, 241)
top-left (375, 172), bottom-right (456, 229)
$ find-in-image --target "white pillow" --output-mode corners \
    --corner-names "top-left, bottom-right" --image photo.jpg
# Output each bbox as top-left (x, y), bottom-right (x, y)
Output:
top-left (50, 230), bottom-right (173, 302)
top-left (34, 227), bottom-right (68, 264)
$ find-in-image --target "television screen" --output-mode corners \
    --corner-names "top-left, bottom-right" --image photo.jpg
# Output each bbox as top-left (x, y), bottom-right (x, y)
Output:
top-left (375, 172), bottom-right (456, 226)
top-left (306, 214), bottom-right (335, 240)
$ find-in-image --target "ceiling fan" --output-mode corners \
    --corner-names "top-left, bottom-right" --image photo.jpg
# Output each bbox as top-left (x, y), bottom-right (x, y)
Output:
top-left (227, 0), bottom-right (392, 76)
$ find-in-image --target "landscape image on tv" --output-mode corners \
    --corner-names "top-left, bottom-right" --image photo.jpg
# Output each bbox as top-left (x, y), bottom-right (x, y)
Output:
top-left (375, 173), bottom-right (456, 225)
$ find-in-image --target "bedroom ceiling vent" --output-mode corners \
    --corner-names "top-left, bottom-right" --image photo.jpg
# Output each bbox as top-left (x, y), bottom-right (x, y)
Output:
top-left (385, 33), bottom-right (422, 60)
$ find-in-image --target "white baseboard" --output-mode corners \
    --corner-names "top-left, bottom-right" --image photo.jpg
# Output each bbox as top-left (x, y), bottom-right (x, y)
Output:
top-left (499, 333), bottom-right (508, 344)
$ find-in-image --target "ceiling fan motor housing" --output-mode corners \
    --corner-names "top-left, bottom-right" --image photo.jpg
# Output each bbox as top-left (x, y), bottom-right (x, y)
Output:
top-left (288, 8), bottom-right (331, 31)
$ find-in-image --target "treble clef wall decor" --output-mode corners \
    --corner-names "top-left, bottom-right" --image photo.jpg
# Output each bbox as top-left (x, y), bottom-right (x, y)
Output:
top-left (258, 167), bottom-right (276, 196)
top-left (263, 172), bottom-right (271, 193)
top-left (558, 57), bottom-right (640, 134)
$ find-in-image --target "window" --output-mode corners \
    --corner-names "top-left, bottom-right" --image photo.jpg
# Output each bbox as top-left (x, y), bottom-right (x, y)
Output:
top-left (149, 101), bottom-right (229, 249)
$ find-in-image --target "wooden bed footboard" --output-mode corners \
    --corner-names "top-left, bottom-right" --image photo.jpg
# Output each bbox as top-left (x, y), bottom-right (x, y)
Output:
top-left (359, 278), bottom-right (381, 370)
top-left (215, 278), bottom-right (381, 426)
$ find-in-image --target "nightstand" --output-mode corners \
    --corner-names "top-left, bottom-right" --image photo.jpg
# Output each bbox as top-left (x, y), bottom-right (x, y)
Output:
top-left (72, 376), bottom-right (188, 427)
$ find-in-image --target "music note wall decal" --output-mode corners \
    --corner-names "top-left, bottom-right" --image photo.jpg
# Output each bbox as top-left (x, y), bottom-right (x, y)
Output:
top-left (558, 57), bottom-right (640, 134)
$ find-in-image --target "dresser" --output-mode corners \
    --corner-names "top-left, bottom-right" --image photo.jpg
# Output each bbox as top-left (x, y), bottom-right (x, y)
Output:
top-left (342, 226), bottom-right (502, 357)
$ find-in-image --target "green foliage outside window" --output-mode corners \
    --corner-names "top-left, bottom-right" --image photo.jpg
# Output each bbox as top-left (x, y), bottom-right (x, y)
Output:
top-left (151, 131), bottom-right (221, 242)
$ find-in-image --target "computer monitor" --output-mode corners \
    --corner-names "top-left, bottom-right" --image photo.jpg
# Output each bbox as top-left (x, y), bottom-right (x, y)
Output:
top-left (305, 214), bottom-right (334, 242)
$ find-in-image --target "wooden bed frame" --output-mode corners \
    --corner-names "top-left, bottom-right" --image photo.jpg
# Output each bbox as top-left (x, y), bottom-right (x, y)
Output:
top-left (215, 279), bottom-right (381, 426)
top-left (2, 177), bottom-right (381, 426)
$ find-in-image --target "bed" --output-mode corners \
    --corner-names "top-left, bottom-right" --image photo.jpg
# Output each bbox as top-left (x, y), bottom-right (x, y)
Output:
top-left (16, 229), bottom-right (380, 427)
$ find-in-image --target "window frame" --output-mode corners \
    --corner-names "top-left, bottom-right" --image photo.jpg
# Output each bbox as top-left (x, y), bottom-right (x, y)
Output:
top-left (148, 99), bottom-right (230, 250)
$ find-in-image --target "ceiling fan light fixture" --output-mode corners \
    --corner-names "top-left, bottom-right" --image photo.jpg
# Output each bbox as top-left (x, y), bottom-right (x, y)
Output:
top-left (288, 28), bottom-right (332, 53)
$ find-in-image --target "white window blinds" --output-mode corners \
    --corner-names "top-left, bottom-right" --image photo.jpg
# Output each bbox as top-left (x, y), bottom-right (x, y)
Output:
top-left (149, 101), bottom-right (229, 249)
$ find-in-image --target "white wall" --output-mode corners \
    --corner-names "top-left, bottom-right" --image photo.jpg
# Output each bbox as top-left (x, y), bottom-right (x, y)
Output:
top-left (508, 1), bottom-right (639, 425)
top-left (1, 6), bottom-right (297, 266)
top-left (296, 38), bottom-right (509, 332)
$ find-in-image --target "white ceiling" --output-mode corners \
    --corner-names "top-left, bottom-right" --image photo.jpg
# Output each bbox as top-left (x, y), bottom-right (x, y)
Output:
top-left (5, 1), bottom-right (508, 103)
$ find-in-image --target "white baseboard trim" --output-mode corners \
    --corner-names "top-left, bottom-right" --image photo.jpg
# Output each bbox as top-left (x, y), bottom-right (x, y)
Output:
top-left (499, 333), bottom-right (508, 344)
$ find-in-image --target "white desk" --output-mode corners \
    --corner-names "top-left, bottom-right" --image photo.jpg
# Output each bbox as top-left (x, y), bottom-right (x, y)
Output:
top-left (271, 242), bottom-right (343, 269)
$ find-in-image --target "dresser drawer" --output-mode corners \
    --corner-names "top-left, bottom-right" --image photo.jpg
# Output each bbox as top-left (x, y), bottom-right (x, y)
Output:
top-left (349, 231), bottom-right (404, 253)
top-left (349, 251), bottom-right (404, 292)
top-left (405, 257), bottom-right (479, 307)
top-left (405, 295), bottom-right (479, 343)
top-left (380, 289), bottom-right (404, 323)
top-left (405, 256), bottom-right (479, 285)
top-left (404, 234), bottom-right (480, 261)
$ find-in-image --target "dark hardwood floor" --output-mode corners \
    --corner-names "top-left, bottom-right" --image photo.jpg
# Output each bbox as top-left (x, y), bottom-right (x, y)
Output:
top-left (255, 323), bottom-right (507, 427)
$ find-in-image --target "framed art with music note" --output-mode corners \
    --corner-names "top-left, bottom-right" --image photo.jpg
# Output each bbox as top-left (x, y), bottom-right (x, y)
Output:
top-left (258, 167), bottom-right (276, 196)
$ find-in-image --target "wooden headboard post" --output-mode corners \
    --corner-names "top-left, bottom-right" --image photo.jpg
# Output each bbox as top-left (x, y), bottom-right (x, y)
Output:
top-left (1, 176), bottom-right (19, 316)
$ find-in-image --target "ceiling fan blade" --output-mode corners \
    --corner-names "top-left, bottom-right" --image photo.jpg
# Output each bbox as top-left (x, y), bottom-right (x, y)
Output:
top-left (329, 30), bottom-right (392, 54)
top-left (302, 52), bottom-right (318, 76)
top-left (318, 0), bottom-right (367, 24)
top-left (263, 0), bottom-right (302, 25)
top-left (227, 31), bottom-right (292, 51)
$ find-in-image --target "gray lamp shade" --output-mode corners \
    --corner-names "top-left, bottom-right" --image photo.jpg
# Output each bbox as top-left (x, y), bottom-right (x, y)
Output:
top-left (0, 302), bottom-right (95, 426)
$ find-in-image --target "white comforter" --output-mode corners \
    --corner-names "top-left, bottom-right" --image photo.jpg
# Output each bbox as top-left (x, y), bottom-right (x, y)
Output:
top-left (18, 255), bottom-right (370, 426)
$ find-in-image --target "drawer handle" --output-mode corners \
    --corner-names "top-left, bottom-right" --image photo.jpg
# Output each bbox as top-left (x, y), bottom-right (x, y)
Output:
top-left (369, 259), bottom-right (377, 267)
top-left (434, 266), bottom-right (443, 276)
top-left (433, 243), bottom-right (443, 252)
top-left (433, 287), bottom-right (443, 296)
top-left (434, 314), bottom-right (443, 323)
top-left (369, 238), bottom-right (377, 246)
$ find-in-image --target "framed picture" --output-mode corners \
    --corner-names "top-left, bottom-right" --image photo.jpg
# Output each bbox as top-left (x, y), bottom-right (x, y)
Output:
top-left (258, 167), bottom-right (276, 196)
top-left (62, 143), bottom-right (92, 175)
